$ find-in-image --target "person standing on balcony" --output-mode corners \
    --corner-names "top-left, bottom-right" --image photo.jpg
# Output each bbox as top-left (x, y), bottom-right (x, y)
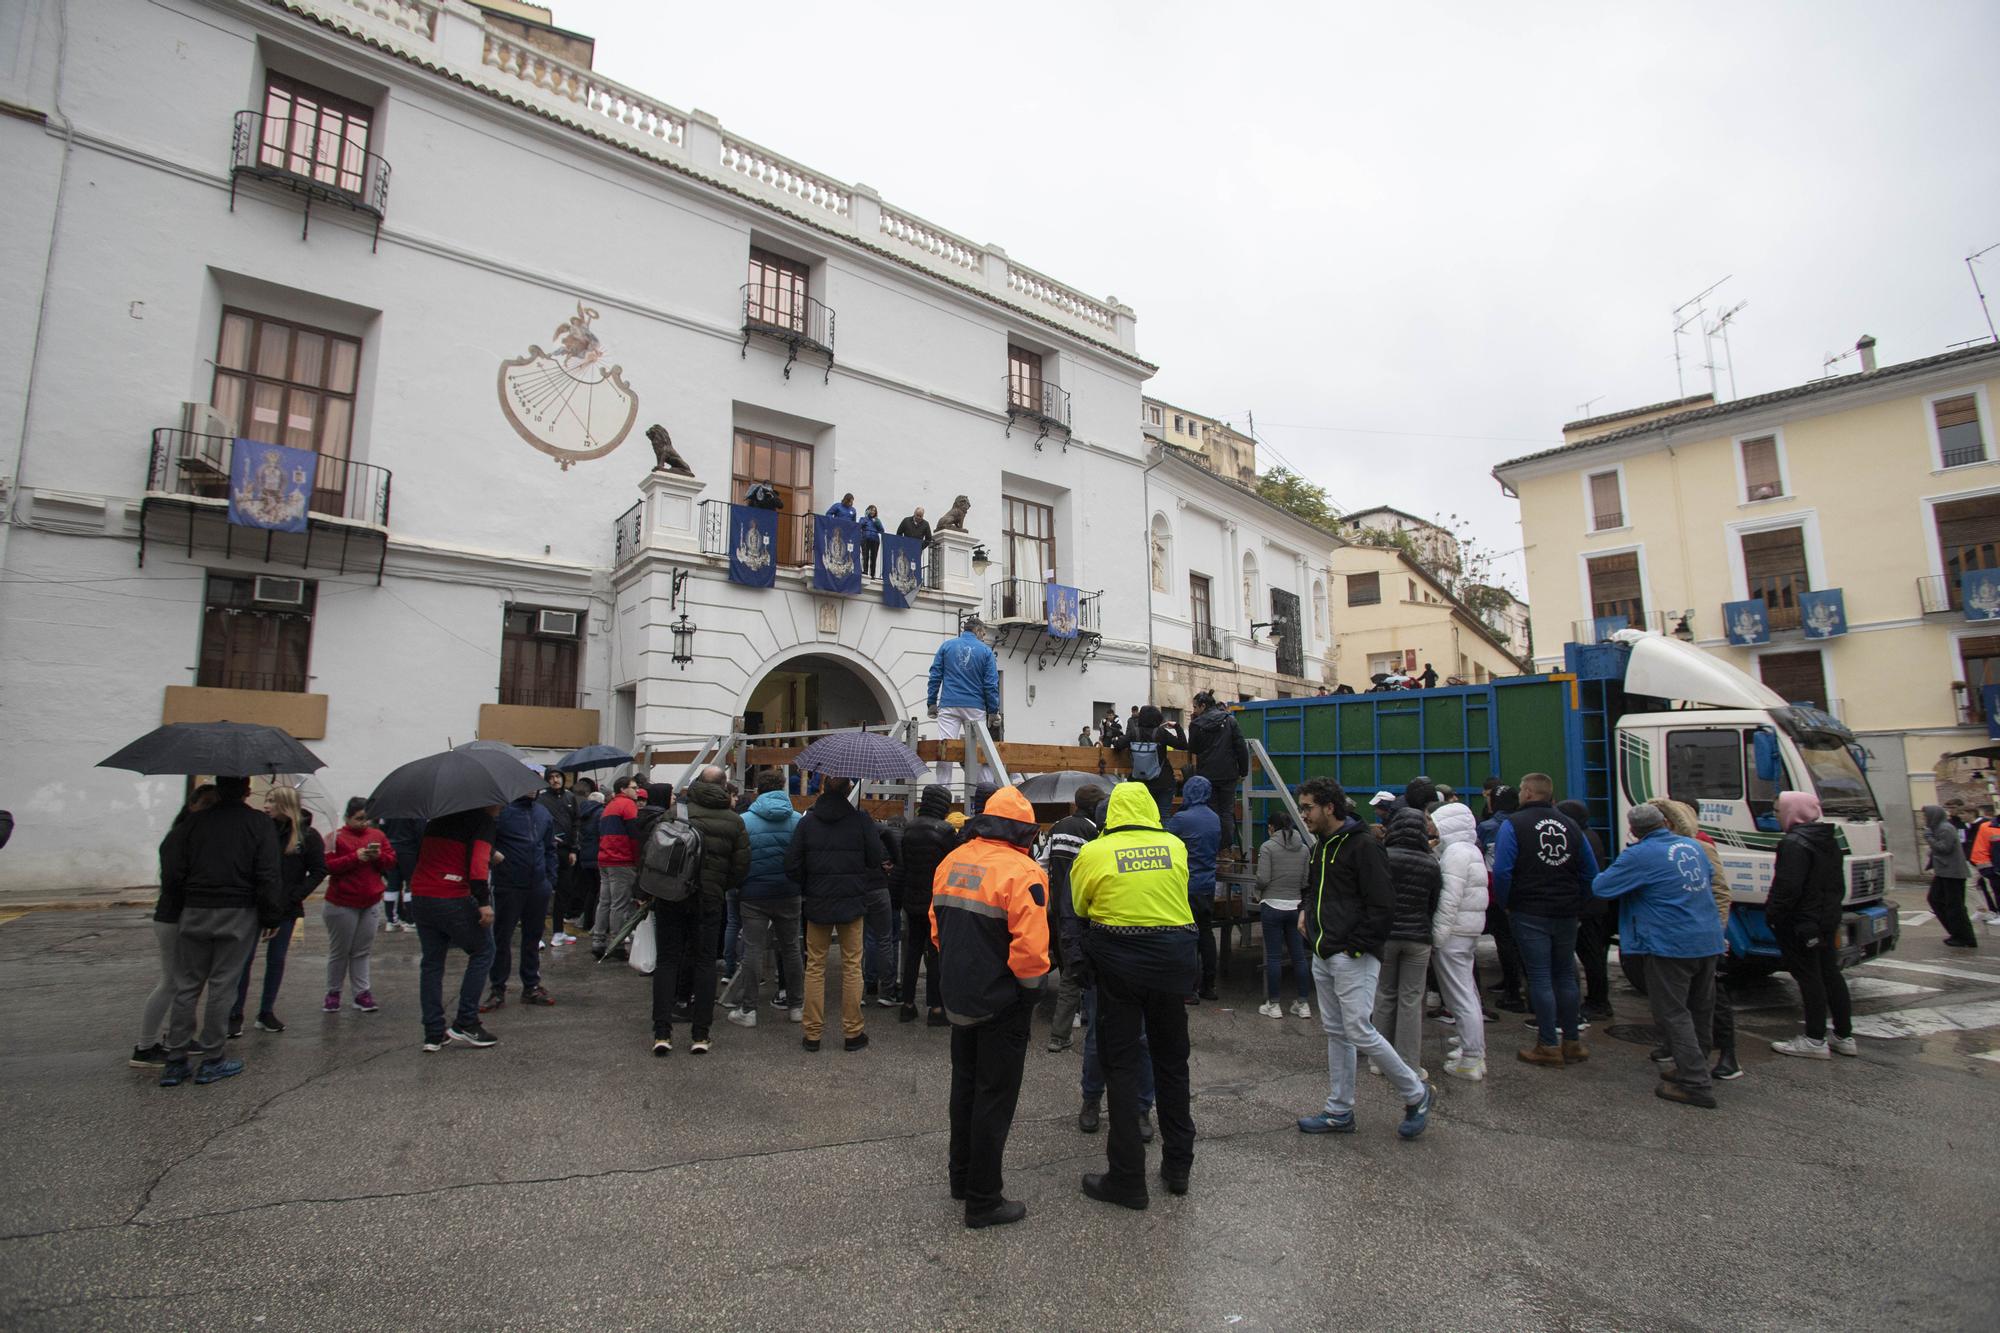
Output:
top-left (896, 506), bottom-right (931, 547)
top-left (1185, 690), bottom-right (1248, 854)
top-left (858, 503), bottom-right (885, 577)
top-left (825, 493), bottom-right (857, 523)
top-left (928, 617), bottom-right (1000, 793)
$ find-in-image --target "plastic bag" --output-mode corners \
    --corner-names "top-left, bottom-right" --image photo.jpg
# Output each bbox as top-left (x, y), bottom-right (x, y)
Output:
top-left (627, 912), bottom-right (657, 974)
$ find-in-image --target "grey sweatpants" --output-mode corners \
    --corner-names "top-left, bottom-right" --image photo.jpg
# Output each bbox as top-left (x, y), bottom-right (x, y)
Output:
top-left (137, 919), bottom-right (180, 1046)
top-left (1644, 953), bottom-right (1717, 1091)
top-left (1371, 938), bottom-right (1431, 1072)
top-left (166, 906), bottom-right (260, 1062)
top-left (593, 864), bottom-right (638, 951)
top-left (722, 895), bottom-right (802, 1010)
top-left (323, 902), bottom-right (381, 995)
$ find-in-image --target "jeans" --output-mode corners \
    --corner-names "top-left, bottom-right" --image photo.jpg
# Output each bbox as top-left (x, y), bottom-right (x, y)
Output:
top-left (490, 883), bottom-right (551, 992)
top-left (863, 887), bottom-right (896, 994)
top-left (166, 906), bottom-right (260, 1062)
top-left (652, 895), bottom-right (722, 1040)
top-left (232, 918), bottom-right (295, 1020)
top-left (722, 889), bottom-right (742, 977)
top-left (900, 908), bottom-right (942, 1012)
top-left (1779, 934), bottom-right (1853, 1041)
top-left (803, 918), bottom-right (865, 1040)
top-left (1260, 905), bottom-right (1311, 1003)
top-left (1643, 953), bottom-right (1716, 1090)
top-left (1929, 877), bottom-right (1978, 945)
top-left (1190, 894), bottom-right (1217, 994)
top-left (592, 864), bottom-right (638, 951)
top-left (1312, 953), bottom-right (1424, 1115)
top-left (1371, 938), bottom-right (1431, 1070)
top-left (1511, 911), bottom-right (1581, 1045)
top-left (1093, 960), bottom-right (1193, 1198)
top-left (138, 919), bottom-right (180, 1045)
top-left (947, 1001), bottom-right (1030, 1212)
top-left (322, 902), bottom-right (380, 995)
top-left (1433, 934), bottom-right (1486, 1058)
top-left (413, 896), bottom-right (493, 1040)
top-left (724, 896), bottom-right (803, 1010)
top-left (1081, 985), bottom-right (1153, 1108)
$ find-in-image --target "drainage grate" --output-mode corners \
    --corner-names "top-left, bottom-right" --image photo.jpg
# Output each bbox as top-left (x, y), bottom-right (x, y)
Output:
top-left (1604, 1022), bottom-right (1664, 1046)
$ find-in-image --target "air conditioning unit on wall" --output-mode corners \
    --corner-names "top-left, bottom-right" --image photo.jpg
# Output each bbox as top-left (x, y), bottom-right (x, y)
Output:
top-left (253, 575), bottom-right (307, 606)
top-left (181, 401), bottom-right (233, 440)
top-left (537, 609), bottom-right (581, 638)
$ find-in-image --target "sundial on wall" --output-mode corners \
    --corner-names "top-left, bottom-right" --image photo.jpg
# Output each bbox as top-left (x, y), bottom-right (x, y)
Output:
top-left (498, 302), bottom-right (640, 469)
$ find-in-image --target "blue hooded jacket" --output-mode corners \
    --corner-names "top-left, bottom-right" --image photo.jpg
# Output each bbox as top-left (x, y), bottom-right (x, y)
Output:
top-left (740, 788), bottom-right (803, 901)
top-left (492, 795), bottom-right (556, 893)
top-left (1166, 775), bottom-right (1221, 898)
top-left (1591, 829), bottom-right (1726, 958)
top-left (927, 629), bottom-right (1000, 711)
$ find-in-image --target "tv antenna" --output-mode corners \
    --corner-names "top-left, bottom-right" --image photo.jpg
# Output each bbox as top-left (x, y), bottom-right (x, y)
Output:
top-left (1672, 275), bottom-right (1731, 399)
top-left (1574, 394), bottom-right (1605, 418)
top-left (1704, 300), bottom-right (1748, 400)
top-left (1969, 242), bottom-right (2000, 345)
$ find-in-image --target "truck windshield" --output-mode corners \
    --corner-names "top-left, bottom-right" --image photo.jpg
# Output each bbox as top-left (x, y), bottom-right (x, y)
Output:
top-left (1793, 737), bottom-right (1879, 819)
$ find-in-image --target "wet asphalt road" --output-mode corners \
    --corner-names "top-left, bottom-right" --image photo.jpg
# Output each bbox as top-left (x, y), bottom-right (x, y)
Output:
top-left (1, 892), bottom-right (1996, 1331)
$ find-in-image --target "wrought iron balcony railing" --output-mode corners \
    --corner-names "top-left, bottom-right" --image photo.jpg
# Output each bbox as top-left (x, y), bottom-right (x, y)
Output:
top-left (229, 110), bottom-right (391, 248)
top-left (614, 501), bottom-right (643, 565)
top-left (147, 429), bottom-right (393, 527)
top-left (740, 287), bottom-right (835, 381)
top-left (1004, 378), bottom-right (1072, 445)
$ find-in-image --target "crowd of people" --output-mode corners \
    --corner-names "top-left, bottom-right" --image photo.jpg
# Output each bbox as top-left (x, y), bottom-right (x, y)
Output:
top-left (134, 694), bottom-right (1874, 1223)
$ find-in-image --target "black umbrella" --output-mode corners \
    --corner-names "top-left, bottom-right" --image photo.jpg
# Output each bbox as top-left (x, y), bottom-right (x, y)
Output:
top-left (1015, 770), bottom-right (1113, 804)
top-left (552, 744), bottom-right (635, 773)
top-left (98, 721), bottom-right (324, 776)
top-left (368, 748), bottom-right (543, 822)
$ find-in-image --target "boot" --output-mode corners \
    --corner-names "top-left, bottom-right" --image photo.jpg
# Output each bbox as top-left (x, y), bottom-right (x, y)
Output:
top-left (1078, 1096), bottom-right (1101, 1134)
top-left (1517, 1043), bottom-right (1565, 1068)
top-left (1560, 1038), bottom-right (1590, 1063)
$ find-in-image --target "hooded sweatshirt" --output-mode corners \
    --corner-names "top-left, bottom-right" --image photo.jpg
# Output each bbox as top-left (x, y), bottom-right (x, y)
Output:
top-left (1926, 805), bottom-right (1970, 879)
top-left (1186, 706), bottom-right (1249, 788)
top-left (1431, 802), bottom-right (1489, 941)
top-left (1590, 829), bottom-right (1724, 958)
top-left (1166, 775), bottom-right (1221, 898)
top-left (1068, 782), bottom-right (1197, 993)
top-left (1255, 824), bottom-right (1311, 912)
top-left (1647, 798), bottom-right (1729, 929)
top-left (929, 787), bottom-right (1051, 1025)
top-left (740, 788), bottom-right (803, 900)
top-left (1302, 811), bottom-right (1396, 959)
top-left (1768, 791), bottom-right (1845, 943)
top-left (896, 785), bottom-right (958, 915)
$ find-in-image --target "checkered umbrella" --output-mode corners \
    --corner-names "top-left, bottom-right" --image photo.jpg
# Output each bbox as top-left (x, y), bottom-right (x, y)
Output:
top-left (792, 731), bottom-right (926, 781)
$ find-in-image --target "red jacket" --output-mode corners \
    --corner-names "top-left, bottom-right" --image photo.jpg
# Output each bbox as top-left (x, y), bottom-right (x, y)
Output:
top-left (411, 809), bottom-right (496, 904)
top-left (597, 791), bottom-right (641, 867)
top-left (325, 826), bottom-right (395, 909)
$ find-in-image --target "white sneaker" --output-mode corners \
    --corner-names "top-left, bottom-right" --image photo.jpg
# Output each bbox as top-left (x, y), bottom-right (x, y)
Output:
top-left (1257, 1001), bottom-right (1283, 1019)
top-left (788, 1006), bottom-right (805, 1023)
top-left (1366, 1060), bottom-right (1382, 1076)
top-left (1985, 914), bottom-right (2000, 926)
top-left (1829, 1034), bottom-right (1859, 1057)
top-left (1444, 1055), bottom-right (1485, 1081)
top-left (726, 1006), bottom-right (757, 1029)
top-left (1072, 1014), bottom-right (1083, 1029)
top-left (1771, 1035), bottom-right (1830, 1060)
top-left (1289, 1000), bottom-right (1312, 1019)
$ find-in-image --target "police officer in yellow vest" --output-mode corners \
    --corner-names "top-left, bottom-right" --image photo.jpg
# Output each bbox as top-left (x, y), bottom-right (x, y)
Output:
top-left (1067, 781), bottom-right (1198, 1209)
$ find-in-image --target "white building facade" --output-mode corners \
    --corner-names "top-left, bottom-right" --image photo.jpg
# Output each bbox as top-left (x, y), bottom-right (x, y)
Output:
top-left (0, 0), bottom-right (1155, 890)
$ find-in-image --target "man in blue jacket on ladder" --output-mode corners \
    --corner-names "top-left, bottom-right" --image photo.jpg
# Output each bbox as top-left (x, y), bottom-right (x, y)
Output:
top-left (928, 616), bottom-right (1000, 795)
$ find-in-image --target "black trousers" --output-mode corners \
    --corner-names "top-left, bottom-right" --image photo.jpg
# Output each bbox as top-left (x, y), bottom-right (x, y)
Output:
top-left (900, 909), bottom-right (941, 1012)
top-left (1204, 782), bottom-right (1238, 853)
top-left (572, 866), bottom-right (600, 931)
top-left (1190, 896), bottom-right (1217, 994)
top-left (1930, 876), bottom-right (1979, 945)
top-left (651, 897), bottom-right (721, 1040)
top-left (1779, 934), bottom-right (1853, 1040)
top-left (1095, 962), bottom-right (1194, 1199)
top-left (1576, 911), bottom-right (1613, 1008)
top-left (948, 1002), bottom-right (1030, 1212)
top-left (1711, 973), bottom-right (1737, 1058)
top-left (1487, 902), bottom-right (1524, 998)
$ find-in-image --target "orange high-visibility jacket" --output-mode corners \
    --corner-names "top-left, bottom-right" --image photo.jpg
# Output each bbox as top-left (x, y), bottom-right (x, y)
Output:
top-left (1972, 819), bottom-right (2000, 868)
top-left (930, 787), bottom-right (1051, 1025)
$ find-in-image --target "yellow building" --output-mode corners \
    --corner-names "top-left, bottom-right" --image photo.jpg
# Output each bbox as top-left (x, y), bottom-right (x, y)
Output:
top-left (1494, 340), bottom-right (2000, 868)
top-left (1327, 543), bottom-right (1527, 687)
top-left (1142, 397), bottom-right (1258, 487)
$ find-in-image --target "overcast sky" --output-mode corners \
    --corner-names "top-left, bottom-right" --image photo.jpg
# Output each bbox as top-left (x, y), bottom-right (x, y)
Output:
top-left (557, 0), bottom-right (2000, 593)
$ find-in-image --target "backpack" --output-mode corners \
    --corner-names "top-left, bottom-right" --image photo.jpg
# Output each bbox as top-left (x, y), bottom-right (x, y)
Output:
top-left (638, 817), bottom-right (704, 902)
top-left (1128, 738), bottom-right (1162, 782)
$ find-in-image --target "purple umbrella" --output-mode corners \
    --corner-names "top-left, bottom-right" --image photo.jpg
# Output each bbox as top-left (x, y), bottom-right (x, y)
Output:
top-left (792, 731), bottom-right (926, 781)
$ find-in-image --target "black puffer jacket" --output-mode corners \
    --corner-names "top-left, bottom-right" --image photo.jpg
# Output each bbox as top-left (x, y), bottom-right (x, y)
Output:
top-left (1303, 815), bottom-right (1396, 959)
top-left (785, 790), bottom-right (886, 924)
top-left (1766, 821), bottom-right (1846, 944)
top-left (1186, 707), bottom-right (1248, 787)
top-left (684, 780), bottom-right (750, 905)
top-left (894, 785), bottom-right (957, 915)
top-left (1382, 808), bottom-right (1441, 942)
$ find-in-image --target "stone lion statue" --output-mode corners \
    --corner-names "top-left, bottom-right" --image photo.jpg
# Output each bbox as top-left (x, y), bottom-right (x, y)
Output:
top-left (935, 494), bottom-right (971, 532)
top-left (646, 424), bottom-right (693, 476)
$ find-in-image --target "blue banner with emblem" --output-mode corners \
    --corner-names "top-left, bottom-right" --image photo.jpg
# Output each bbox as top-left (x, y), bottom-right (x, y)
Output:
top-left (1045, 582), bottom-right (1080, 638)
top-left (813, 515), bottom-right (862, 595)
top-left (880, 534), bottom-right (922, 609)
top-left (1963, 570), bottom-right (2000, 620)
top-left (1799, 588), bottom-right (1846, 639)
top-left (1720, 600), bottom-right (1768, 644)
top-left (727, 504), bottom-right (777, 588)
top-left (1723, 599), bottom-right (1769, 645)
top-left (227, 438), bottom-right (316, 533)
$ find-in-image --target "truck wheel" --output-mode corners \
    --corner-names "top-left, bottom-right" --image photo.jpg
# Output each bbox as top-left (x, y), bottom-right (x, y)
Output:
top-left (1620, 953), bottom-right (1650, 996)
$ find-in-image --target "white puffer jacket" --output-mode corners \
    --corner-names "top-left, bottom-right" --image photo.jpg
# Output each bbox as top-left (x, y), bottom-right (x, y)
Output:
top-left (1431, 802), bottom-right (1490, 942)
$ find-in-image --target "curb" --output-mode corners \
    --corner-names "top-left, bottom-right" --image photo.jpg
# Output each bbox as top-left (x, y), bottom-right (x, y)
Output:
top-left (0, 899), bottom-right (156, 913)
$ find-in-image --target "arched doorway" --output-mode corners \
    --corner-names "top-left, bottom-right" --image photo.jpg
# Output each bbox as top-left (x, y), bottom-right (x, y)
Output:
top-left (737, 648), bottom-right (900, 737)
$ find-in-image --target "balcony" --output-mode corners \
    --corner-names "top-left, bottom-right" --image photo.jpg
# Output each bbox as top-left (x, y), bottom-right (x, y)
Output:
top-left (688, 500), bottom-right (945, 588)
top-left (986, 577), bottom-right (1102, 668)
top-left (1192, 630), bottom-right (1232, 662)
top-left (139, 429), bottom-right (393, 581)
top-left (1943, 443), bottom-right (1990, 469)
top-left (1004, 377), bottom-right (1072, 449)
top-left (229, 110), bottom-right (391, 250)
top-left (740, 287), bottom-right (835, 383)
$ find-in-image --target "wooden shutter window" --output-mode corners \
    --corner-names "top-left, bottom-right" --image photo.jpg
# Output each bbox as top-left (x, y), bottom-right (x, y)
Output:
top-left (1757, 650), bottom-right (1828, 709)
top-left (1741, 436), bottom-right (1782, 500)
top-left (1936, 394), bottom-right (1987, 466)
top-left (1587, 551), bottom-right (1644, 622)
top-left (1936, 395), bottom-right (1981, 431)
top-left (1589, 472), bottom-right (1622, 529)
